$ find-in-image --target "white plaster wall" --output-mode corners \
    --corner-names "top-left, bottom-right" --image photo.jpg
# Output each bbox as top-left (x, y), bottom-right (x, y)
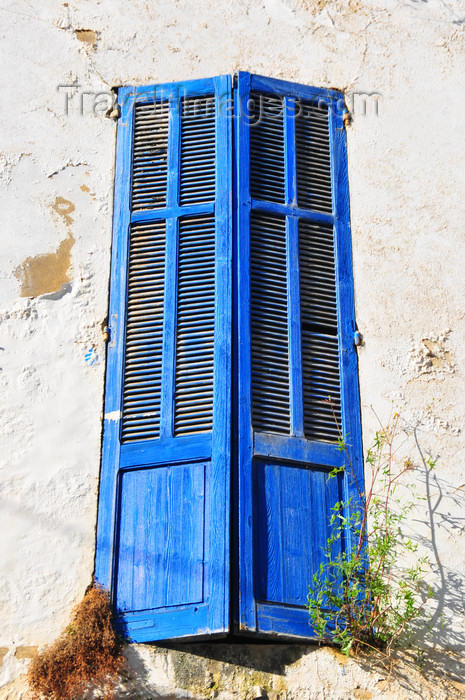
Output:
top-left (1, 0), bottom-right (465, 694)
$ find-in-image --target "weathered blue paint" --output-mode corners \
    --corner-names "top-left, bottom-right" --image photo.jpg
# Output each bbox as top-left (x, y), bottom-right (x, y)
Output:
top-left (329, 106), bottom-right (365, 553)
top-left (120, 434), bottom-right (211, 469)
top-left (253, 433), bottom-right (346, 468)
top-left (116, 462), bottom-right (206, 612)
top-left (235, 71), bottom-right (257, 633)
top-left (131, 202), bottom-right (215, 224)
top-left (254, 461), bottom-right (340, 605)
top-left (160, 95), bottom-right (181, 439)
top-left (244, 74), bottom-right (345, 107)
top-left (284, 96), bottom-right (304, 438)
top-left (235, 73), bottom-right (363, 639)
top-left (96, 72), bottom-right (362, 644)
top-left (287, 214), bottom-right (304, 438)
top-left (284, 96), bottom-right (297, 207)
top-left (95, 86), bottom-right (134, 593)
top-left (212, 75), bottom-right (233, 628)
top-left (95, 76), bottom-right (232, 642)
top-left (160, 215), bottom-right (178, 440)
top-left (250, 199), bottom-right (333, 224)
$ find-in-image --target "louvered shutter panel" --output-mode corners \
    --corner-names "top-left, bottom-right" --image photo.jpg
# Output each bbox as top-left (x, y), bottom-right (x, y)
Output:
top-left (236, 73), bottom-right (363, 637)
top-left (96, 77), bottom-right (232, 642)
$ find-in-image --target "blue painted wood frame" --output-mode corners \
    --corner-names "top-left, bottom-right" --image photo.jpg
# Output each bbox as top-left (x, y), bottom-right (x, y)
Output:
top-left (96, 71), bottom-right (362, 643)
top-left (95, 75), bottom-right (232, 642)
top-left (235, 72), bottom-right (364, 638)
top-left (235, 71), bottom-right (255, 631)
top-left (328, 104), bottom-right (364, 550)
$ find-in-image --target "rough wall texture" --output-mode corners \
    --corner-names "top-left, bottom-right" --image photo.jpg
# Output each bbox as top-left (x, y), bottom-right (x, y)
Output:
top-left (1, 0), bottom-right (465, 696)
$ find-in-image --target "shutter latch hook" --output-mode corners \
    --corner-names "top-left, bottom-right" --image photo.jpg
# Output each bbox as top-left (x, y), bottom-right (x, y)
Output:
top-left (354, 331), bottom-right (363, 347)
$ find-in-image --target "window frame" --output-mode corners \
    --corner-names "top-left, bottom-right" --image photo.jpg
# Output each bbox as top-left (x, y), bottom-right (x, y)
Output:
top-left (95, 72), bottom-right (364, 643)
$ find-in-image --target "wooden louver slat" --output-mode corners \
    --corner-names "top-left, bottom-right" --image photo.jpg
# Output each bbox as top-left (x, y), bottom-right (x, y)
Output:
top-left (121, 220), bottom-right (165, 442)
top-left (250, 92), bottom-right (285, 204)
top-left (299, 220), bottom-right (342, 441)
top-left (131, 102), bottom-right (169, 211)
top-left (296, 102), bottom-right (332, 214)
top-left (250, 212), bottom-right (290, 434)
top-left (174, 214), bottom-right (215, 436)
top-left (180, 96), bottom-right (216, 205)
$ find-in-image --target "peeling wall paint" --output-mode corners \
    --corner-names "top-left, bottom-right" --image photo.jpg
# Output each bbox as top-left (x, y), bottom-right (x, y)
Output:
top-left (75, 29), bottom-right (97, 45)
top-left (15, 198), bottom-right (75, 298)
top-left (411, 333), bottom-right (456, 377)
top-left (1, 0), bottom-right (465, 696)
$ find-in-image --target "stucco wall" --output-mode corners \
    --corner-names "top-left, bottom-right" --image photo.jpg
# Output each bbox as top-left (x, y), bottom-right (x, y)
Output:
top-left (1, 0), bottom-right (465, 696)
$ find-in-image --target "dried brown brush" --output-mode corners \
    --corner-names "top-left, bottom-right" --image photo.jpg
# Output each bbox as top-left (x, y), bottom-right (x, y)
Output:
top-left (27, 582), bottom-right (125, 700)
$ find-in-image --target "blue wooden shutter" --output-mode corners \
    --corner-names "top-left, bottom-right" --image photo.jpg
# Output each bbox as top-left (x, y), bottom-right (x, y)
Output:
top-left (95, 76), bottom-right (232, 642)
top-left (235, 72), bottom-right (363, 638)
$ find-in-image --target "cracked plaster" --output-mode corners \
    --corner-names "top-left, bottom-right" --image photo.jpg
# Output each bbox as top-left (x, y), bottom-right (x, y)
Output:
top-left (1, 0), bottom-right (465, 696)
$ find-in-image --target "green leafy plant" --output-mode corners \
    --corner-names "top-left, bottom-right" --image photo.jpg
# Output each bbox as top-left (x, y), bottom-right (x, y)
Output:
top-left (307, 408), bottom-right (434, 657)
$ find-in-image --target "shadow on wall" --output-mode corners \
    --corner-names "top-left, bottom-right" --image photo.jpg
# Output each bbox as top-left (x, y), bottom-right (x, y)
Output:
top-left (372, 425), bottom-right (465, 694)
top-left (411, 428), bottom-right (465, 651)
top-left (116, 642), bottom-right (312, 699)
top-left (162, 640), bottom-right (307, 675)
top-left (112, 419), bottom-right (465, 699)
top-left (115, 641), bottom-right (465, 699)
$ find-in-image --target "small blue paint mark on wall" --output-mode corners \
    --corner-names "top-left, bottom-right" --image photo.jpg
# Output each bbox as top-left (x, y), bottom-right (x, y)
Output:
top-left (85, 347), bottom-right (98, 365)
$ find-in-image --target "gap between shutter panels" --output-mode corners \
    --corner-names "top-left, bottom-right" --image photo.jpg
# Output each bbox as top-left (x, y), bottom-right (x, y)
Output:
top-left (250, 212), bottom-right (291, 435)
top-left (174, 215), bottom-right (215, 436)
top-left (122, 220), bottom-right (165, 443)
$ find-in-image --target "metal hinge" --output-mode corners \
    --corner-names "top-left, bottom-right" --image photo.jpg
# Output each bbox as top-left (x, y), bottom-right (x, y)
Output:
top-left (106, 103), bottom-right (121, 121)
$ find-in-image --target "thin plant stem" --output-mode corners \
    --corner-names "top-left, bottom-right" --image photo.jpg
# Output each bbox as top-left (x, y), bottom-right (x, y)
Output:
top-left (307, 404), bottom-right (433, 659)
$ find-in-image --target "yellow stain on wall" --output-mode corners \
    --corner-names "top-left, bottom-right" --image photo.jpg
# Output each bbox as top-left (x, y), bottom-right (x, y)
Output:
top-left (15, 197), bottom-right (75, 298)
top-left (75, 29), bottom-right (97, 44)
